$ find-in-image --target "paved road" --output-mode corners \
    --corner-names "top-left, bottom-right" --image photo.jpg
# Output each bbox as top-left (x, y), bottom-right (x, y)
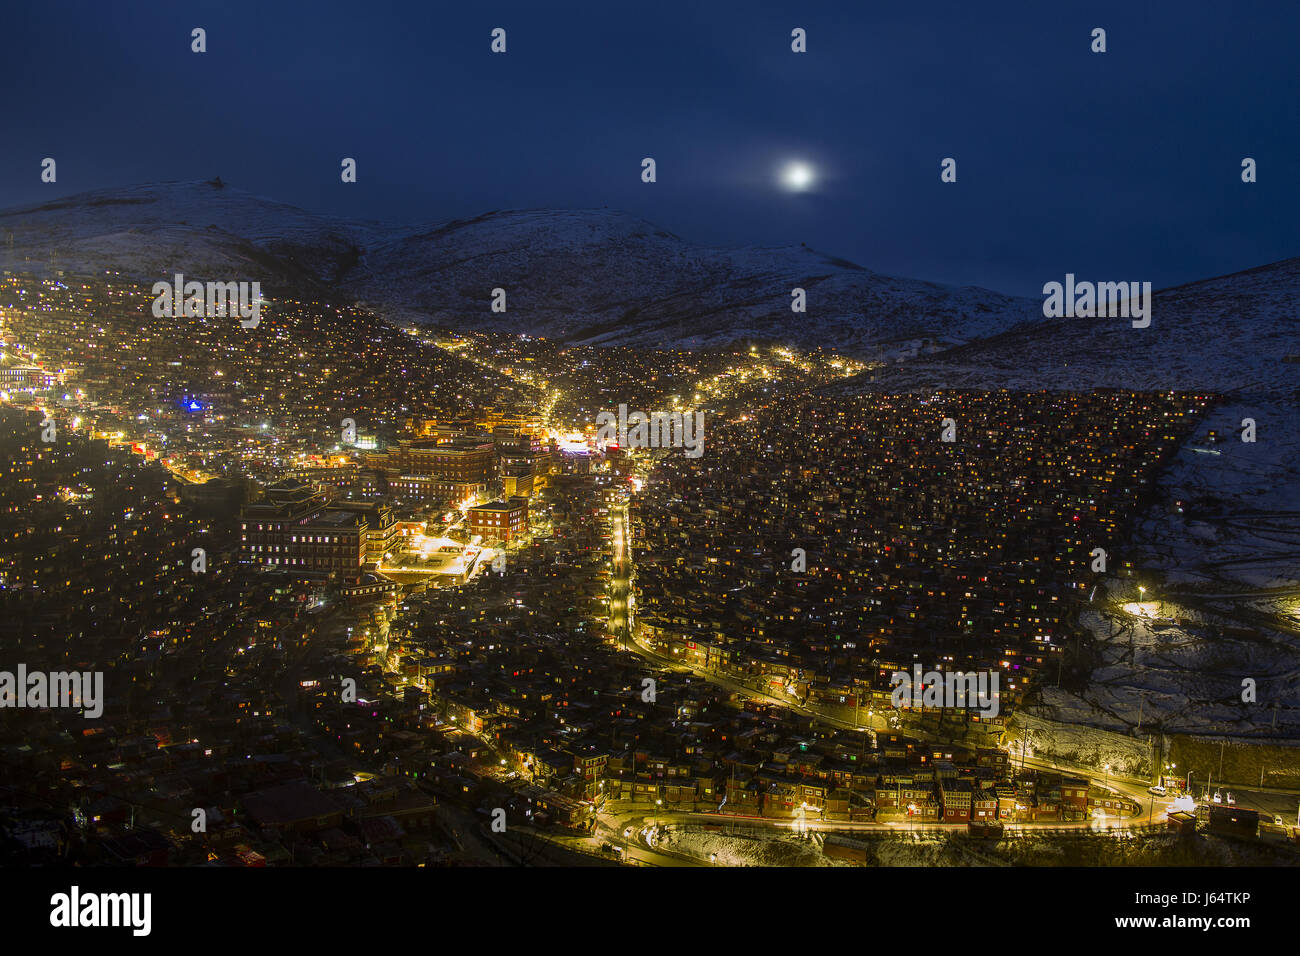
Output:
top-left (599, 803), bottom-right (1165, 837)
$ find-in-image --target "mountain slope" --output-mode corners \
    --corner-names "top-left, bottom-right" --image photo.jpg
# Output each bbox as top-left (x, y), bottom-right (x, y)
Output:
top-left (0, 180), bottom-right (375, 290)
top-left (841, 257), bottom-right (1300, 399)
top-left (0, 181), bottom-right (1039, 353)
top-left (345, 207), bottom-right (1040, 350)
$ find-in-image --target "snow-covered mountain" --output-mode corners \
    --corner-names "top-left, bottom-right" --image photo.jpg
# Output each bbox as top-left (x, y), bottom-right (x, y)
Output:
top-left (3, 179), bottom-right (1292, 393)
top-left (844, 257), bottom-right (1300, 400)
top-left (0, 180), bottom-right (1039, 352)
top-left (346, 207), bottom-right (1041, 350)
top-left (0, 180), bottom-right (375, 290)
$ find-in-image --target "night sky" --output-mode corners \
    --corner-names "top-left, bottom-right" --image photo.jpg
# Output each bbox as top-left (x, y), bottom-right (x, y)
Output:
top-left (1, 0), bottom-right (1296, 297)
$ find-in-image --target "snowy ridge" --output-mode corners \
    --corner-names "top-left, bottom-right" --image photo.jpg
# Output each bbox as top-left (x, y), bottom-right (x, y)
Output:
top-left (0, 180), bottom-right (374, 289)
top-left (840, 257), bottom-right (1300, 399)
top-left (0, 181), bottom-right (1038, 352)
top-left (344, 206), bottom-right (1041, 350)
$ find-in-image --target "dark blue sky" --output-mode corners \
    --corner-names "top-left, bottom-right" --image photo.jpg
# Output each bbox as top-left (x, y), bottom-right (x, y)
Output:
top-left (2, 0), bottom-right (1296, 296)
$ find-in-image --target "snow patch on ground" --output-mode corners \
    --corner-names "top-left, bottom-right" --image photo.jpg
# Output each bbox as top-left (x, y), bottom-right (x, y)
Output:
top-left (657, 828), bottom-right (849, 867)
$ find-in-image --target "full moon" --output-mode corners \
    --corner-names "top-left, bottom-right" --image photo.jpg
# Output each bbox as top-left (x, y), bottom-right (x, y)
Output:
top-left (779, 160), bottom-right (816, 192)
